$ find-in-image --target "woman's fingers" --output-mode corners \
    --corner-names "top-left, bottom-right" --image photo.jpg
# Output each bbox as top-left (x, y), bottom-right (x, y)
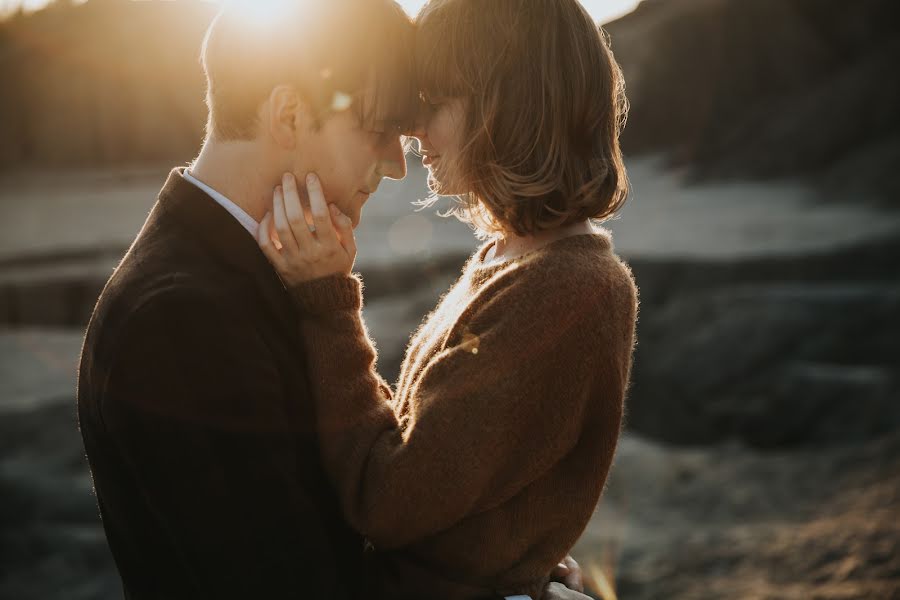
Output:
top-left (281, 173), bottom-right (314, 252)
top-left (329, 204), bottom-right (357, 262)
top-left (258, 172), bottom-right (356, 285)
top-left (263, 208), bottom-right (284, 250)
top-left (272, 184), bottom-right (300, 255)
top-left (305, 173), bottom-right (339, 246)
top-left (257, 211), bottom-right (283, 267)
top-left (282, 173), bottom-right (310, 240)
top-left (559, 556), bottom-right (584, 593)
top-left (268, 208), bottom-right (283, 250)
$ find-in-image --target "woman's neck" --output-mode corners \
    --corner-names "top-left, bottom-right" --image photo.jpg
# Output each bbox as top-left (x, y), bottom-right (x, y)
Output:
top-left (489, 220), bottom-right (595, 264)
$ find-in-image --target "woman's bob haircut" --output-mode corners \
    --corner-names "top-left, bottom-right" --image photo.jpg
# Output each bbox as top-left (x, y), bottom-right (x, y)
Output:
top-left (415, 0), bottom-right (630, 238)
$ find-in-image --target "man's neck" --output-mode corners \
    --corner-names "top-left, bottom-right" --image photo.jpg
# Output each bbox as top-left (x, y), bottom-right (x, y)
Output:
top-left (188, 139), bottom-right (281, 224)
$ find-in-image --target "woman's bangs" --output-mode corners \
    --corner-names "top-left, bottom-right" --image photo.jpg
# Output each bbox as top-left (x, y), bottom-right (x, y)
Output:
top-left (355, 57), bottom-right (420, 135)
top-left (415, 8), bottom-right (468, 101)
top-left (350, 0), bottom-right (419, 134)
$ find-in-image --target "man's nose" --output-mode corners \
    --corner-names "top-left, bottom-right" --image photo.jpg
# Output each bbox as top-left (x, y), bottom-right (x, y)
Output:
top-left (409, 118), bottom-right (428, 143)
top-left (378, 135), bottom-right (407, 181)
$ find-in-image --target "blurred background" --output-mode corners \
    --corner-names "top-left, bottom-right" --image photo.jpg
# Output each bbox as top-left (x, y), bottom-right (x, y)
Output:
top-left (1, 1), bottom-right (899, 598)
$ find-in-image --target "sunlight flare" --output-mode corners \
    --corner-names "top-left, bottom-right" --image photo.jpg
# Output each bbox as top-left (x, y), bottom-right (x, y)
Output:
top-left (222, 0), bottom-right (314, 28)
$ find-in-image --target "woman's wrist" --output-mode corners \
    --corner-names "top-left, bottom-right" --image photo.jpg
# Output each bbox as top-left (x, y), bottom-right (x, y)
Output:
top-left (288, 273), bottom-right (362, 315)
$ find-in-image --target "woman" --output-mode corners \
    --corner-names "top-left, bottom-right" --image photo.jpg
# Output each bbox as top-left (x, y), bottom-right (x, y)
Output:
top-left (258, 0), bottom-right (637, 597)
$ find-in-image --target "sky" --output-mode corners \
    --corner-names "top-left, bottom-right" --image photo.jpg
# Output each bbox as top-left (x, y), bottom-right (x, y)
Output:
top-left (397, 0), bottom-right (640, 22)
top-left (0, 0), bottom-right (641, 24)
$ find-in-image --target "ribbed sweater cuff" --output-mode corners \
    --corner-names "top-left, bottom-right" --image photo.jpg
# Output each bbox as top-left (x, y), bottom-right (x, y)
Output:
top-left (288, 273), bottom-right (362, 314)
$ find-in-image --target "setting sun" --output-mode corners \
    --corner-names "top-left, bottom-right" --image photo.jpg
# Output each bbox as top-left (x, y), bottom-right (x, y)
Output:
top-left (221, 0), bottom-right (315, 27)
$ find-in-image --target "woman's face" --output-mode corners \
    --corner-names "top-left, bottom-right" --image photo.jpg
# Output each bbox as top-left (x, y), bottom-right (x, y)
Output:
top-left (412, 96), bottom-right (468, 195)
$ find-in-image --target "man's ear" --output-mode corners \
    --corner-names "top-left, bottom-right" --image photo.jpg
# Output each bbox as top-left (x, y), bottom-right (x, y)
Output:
top-left (266, 85), bottom-right (314, 149)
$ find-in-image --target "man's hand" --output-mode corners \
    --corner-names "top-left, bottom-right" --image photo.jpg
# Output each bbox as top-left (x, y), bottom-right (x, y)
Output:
top-left (541, 582), bottom-right (593, 600)
top-left (550, 555), bottom-right (584, 593)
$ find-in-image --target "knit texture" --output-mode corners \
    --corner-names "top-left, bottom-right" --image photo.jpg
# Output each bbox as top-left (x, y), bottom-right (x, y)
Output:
top-left (291, 231), bottom-right (639, 599)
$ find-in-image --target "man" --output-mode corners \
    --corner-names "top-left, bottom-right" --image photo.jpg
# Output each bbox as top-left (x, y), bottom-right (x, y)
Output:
top-left (77, 1), bottom-right (590, 598)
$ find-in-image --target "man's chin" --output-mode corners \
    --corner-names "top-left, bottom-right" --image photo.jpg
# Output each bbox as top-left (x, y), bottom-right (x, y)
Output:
top-left (350, 205), bottom-right (364, 229)
top-left (334, 202), bottom-right (361, 230)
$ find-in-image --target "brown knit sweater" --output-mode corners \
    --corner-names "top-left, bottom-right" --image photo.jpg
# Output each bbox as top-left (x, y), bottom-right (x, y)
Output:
top-left (290, 231), bottom-right (638, 599)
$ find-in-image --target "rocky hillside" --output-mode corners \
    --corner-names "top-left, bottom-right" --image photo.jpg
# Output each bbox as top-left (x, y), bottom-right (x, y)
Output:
top-left (606, 0), bottom-right (900, 203)
top-left (1, 1), bottom-right (899, 598)
top-left (3, 0), bottom-right (898, 200)
top-left (0, 0), bottom-right (212, 166)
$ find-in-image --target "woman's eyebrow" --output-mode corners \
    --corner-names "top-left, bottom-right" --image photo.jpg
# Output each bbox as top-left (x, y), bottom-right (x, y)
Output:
top-left (364, 118), bottom-right (405, 134)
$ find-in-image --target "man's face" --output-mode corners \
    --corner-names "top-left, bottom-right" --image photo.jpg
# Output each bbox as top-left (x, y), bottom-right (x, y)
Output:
top-left (293, 109), bottom-right (407, 228)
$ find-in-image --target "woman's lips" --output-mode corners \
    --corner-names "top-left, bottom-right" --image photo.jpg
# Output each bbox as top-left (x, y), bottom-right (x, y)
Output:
top-left (422, 154), bottom-right (440, 166)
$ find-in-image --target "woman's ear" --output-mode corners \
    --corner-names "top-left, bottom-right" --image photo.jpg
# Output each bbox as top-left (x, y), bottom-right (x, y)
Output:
top-left (266, 85), bottom-right (314, 149)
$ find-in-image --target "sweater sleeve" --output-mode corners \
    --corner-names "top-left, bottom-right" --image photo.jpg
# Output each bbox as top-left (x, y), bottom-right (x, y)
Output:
top-left (291, 268), bottom-right (636, 549)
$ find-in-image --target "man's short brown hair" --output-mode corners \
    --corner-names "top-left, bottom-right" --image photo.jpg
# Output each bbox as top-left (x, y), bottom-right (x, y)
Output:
top-left (416, 0), bottom-right (630, 237)
top-left (201, 0), bottom-right (418, 141)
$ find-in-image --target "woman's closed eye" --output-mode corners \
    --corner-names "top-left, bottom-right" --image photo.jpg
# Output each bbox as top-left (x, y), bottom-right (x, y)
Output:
top-left (419, 92), bottom-right (444, 113)
top-left (366, 123), bottom-right (403, 146)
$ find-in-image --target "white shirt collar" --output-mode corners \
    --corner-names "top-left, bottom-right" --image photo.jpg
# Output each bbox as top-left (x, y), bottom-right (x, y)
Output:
top-left (182, 169), bottom-right (259, 238)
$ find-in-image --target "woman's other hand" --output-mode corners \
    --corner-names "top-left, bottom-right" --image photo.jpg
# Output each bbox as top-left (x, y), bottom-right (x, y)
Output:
top-left (258, 172), bottom-right (357, 286)
top-left (541, 582), bottom-right (593, 600)
top-left (550, 555), bottom-right (584, 593)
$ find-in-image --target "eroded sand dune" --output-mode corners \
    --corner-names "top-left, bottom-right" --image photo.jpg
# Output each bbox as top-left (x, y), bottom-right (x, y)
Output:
top-left (2, 159), bottom-right (898, 598)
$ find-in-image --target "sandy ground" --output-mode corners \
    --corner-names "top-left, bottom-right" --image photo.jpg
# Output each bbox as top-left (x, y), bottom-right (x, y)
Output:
top-left (2, 328), bottom-right (898, 599)
top-left (0, 328), bottom-right (80, 412)
top-left (2, 159), bottom-right (899, 598)
top-left (3, 158), bottom-right (900, 272)
top-left (0, 162), bottom-right (474, 271)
